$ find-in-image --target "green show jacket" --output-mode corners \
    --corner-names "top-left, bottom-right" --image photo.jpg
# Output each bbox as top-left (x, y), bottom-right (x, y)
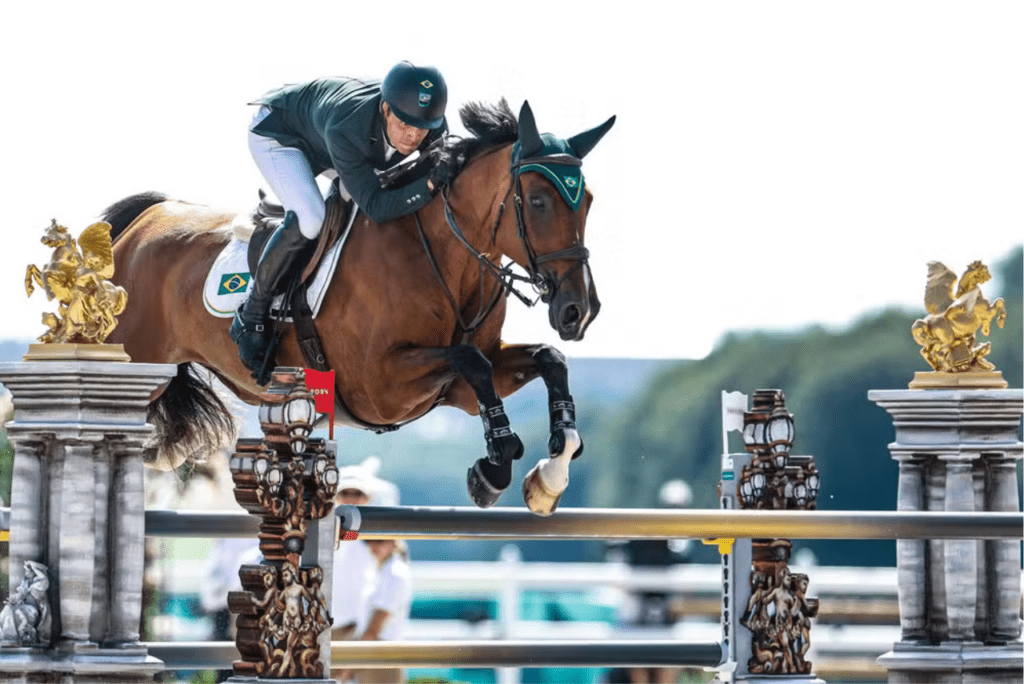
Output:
top-left (250, 77), bottom-right (448, 224)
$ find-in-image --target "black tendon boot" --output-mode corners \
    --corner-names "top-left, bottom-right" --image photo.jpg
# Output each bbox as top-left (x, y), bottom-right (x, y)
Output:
top-left (230, 211), bottom-right (312, 380)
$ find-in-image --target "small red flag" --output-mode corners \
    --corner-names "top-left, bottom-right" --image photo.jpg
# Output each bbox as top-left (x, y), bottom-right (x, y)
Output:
top-left (304, 369), bottom-right (336, 439)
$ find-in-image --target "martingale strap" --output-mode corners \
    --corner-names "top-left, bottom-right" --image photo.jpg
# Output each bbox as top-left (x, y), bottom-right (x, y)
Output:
top-left (414, 210), bottom-right (508, 345)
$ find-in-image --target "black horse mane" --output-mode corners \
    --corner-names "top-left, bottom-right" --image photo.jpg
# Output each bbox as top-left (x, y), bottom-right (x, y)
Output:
top-left (380, 99), bottom-right (519, 189)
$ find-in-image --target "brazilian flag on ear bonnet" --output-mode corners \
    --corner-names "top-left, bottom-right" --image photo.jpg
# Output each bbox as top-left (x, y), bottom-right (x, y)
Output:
top-left (513, 135), bottom-right (586, 211)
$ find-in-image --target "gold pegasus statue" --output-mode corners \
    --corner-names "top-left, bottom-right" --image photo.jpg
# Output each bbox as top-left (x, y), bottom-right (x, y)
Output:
top-left (25, 220), bottom-right (127, 344)
top-left (911, 261), bottom-right (1006, 374)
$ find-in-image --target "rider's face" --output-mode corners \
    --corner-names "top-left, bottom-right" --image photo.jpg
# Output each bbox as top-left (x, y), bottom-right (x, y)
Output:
top-left (382, 103), bottom-right (430, 155)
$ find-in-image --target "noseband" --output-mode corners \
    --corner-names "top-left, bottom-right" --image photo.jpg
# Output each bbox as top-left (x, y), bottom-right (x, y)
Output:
top-left (414, 146), bottom-right (591, 342)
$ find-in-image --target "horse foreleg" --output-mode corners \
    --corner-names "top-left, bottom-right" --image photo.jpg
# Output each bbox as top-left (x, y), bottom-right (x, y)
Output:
top-left (24, 265), bottom-right (39, 297)
top-left (977, 298), bottom-right (1007, 337)
top-left (489, 344), bottom-right (582, 516)
top-left (414, 345), bottom-right (524, 508)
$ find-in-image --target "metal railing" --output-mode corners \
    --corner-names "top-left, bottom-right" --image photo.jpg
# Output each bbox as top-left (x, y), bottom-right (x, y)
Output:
top-left (337, 505), bottom-right (1023, 541)
top-left (147, 640), bottom-right (726, 670)
top-left (135, 506), bottom-right (1024, 540)
top-left (3, 505), bottom-right (1021, 676)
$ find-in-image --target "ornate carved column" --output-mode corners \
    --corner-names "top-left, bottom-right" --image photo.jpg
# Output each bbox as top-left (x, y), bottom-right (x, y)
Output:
top-left (714, 389), bottom-right (824, 684)
top-left (227, 368), bottom-right (338, 683)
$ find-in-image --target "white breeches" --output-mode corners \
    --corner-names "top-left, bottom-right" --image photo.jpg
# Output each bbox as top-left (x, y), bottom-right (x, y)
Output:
top-left (248, 106), bottom-right (340, 240)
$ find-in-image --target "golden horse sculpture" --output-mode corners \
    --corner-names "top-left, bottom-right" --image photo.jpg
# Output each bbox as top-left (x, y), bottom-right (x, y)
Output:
top-left (24, 220), bottom-right (128, 344)
top-left (911, 260), bottom-right (1007, 373)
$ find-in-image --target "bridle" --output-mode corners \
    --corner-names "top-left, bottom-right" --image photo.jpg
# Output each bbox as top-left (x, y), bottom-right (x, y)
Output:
top-left (413, 145), bottom-right (591, 343)
top-left (507, 151), bottom-right (591, 302)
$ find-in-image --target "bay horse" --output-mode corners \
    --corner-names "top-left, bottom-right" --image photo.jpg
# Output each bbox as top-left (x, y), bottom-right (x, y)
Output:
top-left (103, 99), bottom-right (614, 516)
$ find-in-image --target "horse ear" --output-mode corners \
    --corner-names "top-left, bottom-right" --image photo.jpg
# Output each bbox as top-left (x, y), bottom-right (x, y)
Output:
top-left (568, 115), bottom-right (617, 159)
top-left (517, 100), bottom-right (544, 158)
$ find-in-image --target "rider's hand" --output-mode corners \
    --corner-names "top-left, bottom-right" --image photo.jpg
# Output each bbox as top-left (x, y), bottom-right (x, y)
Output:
top-left (427, 158), bottom-right (452, 192)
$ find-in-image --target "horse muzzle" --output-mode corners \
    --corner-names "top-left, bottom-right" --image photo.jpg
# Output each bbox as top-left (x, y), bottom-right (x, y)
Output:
top-left (547, 268), bottom-right (600, 341)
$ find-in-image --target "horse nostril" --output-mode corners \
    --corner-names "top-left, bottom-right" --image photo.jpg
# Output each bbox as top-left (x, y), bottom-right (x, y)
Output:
top-left (561, 304), bottom-right (581, 328)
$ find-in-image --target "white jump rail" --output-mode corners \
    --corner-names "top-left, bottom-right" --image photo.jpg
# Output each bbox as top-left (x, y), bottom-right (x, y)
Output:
top-left (334, 505), bottom-right (1024, 541)
top-left (116, 506), bottom-right (1024, 540)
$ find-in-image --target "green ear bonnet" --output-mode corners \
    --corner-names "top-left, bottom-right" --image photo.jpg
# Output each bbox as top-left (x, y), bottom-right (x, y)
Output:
top-left (511, 136), bottom-right (586, 211)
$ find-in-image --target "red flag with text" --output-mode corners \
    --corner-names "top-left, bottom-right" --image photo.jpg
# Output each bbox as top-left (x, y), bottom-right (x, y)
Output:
top-left (304, 369), bottom-right (336, 439)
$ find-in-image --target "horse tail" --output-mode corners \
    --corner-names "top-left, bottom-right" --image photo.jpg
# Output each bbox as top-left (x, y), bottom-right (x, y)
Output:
top-left (146, 363), bottom-right (237, 471)
top-left (101, 191), bottom-right (170, 242)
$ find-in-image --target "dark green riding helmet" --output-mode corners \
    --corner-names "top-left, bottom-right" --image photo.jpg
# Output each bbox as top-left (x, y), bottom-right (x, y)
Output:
top-left (381, 61), bottom-right (448, 130)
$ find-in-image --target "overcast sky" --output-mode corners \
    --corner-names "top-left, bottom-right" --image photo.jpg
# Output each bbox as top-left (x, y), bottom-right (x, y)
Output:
top-left (2, 1), bottom-right (1020, 359)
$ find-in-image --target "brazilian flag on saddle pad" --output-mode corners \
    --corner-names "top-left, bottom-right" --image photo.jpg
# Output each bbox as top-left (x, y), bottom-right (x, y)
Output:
top-left (218, 272), bottom-right (251, 295)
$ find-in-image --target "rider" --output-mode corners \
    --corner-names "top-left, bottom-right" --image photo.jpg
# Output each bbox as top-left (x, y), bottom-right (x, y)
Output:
top-left (231, 61), bottom-right (453, 377)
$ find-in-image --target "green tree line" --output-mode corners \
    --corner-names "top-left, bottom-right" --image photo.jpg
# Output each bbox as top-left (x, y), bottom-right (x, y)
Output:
top-left (584, 248), bottom-right (1022, 567)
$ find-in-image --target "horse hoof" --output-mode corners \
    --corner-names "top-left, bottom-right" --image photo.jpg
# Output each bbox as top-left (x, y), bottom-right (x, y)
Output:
top-left (523, 461), bottom-right (564, 517)
top-left (467, 460), bottom-right (505, 508)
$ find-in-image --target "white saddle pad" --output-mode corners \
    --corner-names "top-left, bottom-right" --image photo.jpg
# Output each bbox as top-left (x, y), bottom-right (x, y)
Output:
top-left (203, 212), bottom-right (355, 320)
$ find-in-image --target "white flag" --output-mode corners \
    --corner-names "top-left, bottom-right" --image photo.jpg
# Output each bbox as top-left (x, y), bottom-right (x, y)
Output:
top-left (721, 390), bottom-right (748, 455)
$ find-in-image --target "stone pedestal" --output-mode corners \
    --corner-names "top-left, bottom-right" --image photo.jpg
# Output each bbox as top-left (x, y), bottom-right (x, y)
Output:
top-left (869, 388), bottom-right (1023, 683)
top-left (0, 358), bottom-right (176, 682)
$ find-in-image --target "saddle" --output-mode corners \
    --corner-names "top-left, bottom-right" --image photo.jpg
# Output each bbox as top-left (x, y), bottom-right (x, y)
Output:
top-left (247, 184), bottom-right (353, 285)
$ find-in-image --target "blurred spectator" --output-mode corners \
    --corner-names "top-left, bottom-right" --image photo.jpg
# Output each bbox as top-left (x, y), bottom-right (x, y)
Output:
top-left (200, 537), bottom-right (262, 682)
top-left (331, 457), bottom-right (411, 684)
top-left (353, 538), bottom-right (412, 684)
top-left (607, 479), bottom-right (694, 684)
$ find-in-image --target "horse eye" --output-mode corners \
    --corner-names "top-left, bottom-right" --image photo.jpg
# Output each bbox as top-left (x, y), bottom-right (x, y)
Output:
top-left (529, 195), bottom-right (546, 209)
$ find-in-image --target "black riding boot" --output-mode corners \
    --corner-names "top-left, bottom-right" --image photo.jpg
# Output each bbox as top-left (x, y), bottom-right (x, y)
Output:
top-left (230, 211), bottom-right (312, 378)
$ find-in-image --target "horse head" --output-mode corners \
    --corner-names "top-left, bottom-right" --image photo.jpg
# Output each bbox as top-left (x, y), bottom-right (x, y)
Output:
top-left (507, 101), bottom-right (615, 341)
top-left (40, 220), bottom-right (74, 249)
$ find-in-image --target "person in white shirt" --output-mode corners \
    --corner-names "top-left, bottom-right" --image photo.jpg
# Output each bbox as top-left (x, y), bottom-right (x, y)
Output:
top-left (342, 539), bottom-right (412, 684)
top-left (332, 459), bottom-right (413, 684)
top-left (330, 466), bottom-right (377, 644)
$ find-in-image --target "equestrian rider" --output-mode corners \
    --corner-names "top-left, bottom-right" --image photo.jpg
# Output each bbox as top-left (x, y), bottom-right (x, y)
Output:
top-left (231, 61), bottom-right (452, 377)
